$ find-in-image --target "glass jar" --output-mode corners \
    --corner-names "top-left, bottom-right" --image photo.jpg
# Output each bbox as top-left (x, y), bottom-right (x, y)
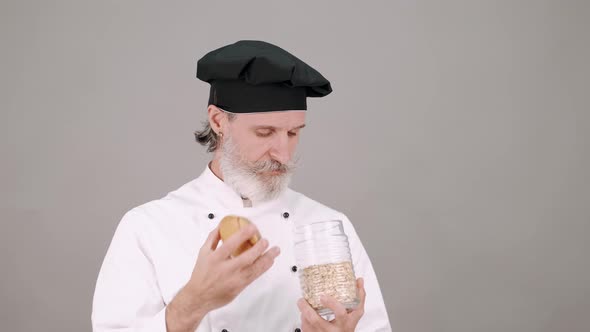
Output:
top-left (293, 220), bottom-right (359, 317)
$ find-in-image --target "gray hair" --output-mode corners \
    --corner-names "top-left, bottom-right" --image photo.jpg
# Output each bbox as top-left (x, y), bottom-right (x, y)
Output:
top-left (194, 111), bottom-right (237, 152)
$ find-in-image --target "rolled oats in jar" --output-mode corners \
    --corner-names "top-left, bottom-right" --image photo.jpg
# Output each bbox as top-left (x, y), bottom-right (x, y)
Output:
top-left (293, 220), bottom-right (359, 317)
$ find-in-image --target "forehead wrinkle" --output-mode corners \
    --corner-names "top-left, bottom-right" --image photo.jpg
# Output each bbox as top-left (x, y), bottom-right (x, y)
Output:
top-left (251, 124), bottom-right (306, 131)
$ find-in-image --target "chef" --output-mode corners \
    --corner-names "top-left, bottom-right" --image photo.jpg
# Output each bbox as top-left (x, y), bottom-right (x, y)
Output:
top-left (92, 40), bottom-right (392, 332)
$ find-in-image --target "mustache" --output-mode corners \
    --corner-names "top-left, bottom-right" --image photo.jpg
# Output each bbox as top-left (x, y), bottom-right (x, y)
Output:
top-left (221, 134), bottom-right (300, 174)
top-left (250, 158), bottom-right (298, 174)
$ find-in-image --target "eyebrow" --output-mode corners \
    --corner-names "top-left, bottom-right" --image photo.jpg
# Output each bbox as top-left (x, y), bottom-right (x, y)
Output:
top-left (253, 124), bottom-right (306, 131)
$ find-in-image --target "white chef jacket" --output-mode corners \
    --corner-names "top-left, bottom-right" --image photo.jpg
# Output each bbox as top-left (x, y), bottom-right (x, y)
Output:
top-left (92, 165), bottom-right (392, 331)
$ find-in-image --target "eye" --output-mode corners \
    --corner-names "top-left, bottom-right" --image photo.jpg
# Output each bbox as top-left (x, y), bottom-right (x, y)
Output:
top-left (256, 130), bottom-right (273, 137)
top-left (288, 131), bottom-right (298, 137)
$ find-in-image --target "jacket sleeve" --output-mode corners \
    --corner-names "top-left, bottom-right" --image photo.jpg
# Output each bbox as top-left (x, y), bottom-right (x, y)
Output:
top-left (341, 214), bottom-right (393, 332)
top-left (92, 210), bottom-right (167, 332)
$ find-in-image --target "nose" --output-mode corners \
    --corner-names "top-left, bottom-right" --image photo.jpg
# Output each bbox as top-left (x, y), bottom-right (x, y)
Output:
top-left (269, 133), bottom-right (290, 164)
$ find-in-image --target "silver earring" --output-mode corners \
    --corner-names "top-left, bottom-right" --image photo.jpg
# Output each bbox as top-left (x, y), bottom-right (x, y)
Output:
top-left (219, 132), bottom-right (224, 138)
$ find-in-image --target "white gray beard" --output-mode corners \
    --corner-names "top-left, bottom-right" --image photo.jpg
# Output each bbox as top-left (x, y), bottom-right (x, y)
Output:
top-left (219, 134), bottom-right (296, 204)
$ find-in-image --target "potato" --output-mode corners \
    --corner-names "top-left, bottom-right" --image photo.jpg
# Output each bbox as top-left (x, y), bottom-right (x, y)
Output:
top-left (219, 215), bottom-right (261, 256)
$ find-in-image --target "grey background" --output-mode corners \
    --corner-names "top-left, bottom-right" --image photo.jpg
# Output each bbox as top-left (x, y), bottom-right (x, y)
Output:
top-left (1, 1), bottom-right (589, 331)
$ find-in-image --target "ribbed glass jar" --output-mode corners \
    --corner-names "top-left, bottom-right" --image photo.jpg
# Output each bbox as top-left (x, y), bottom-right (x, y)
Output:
top-left (293, 220), bottom-right (359, 316)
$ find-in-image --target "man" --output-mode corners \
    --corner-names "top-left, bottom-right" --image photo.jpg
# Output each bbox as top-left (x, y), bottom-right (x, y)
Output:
top-left (92, 40), bottom-right (391, 331)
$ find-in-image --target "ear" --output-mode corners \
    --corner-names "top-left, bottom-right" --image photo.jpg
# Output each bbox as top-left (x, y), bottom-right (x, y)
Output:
top-left (207, 105), bottom-right (226, 135)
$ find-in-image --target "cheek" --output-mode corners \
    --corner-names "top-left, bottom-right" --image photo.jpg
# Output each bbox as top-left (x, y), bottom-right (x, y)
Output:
top-left (232, 131), bottom-right (265, 157)
top-left (238, 139), bottom-right (272, 161)
top-left (289, 136), bottom-right (300, 152)
top-left (250, 146), bottom-right (271, 161)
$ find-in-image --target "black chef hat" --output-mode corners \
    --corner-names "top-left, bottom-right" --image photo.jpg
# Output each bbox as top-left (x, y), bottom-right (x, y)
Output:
top-left (196, 40), bottom-right (332, 113)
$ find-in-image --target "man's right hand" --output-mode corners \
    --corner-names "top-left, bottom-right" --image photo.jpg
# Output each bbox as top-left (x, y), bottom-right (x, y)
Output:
top-left (166, 224), bottom-right (280, 332)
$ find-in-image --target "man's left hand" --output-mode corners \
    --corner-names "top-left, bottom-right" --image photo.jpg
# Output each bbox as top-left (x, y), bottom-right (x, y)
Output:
top-left (297, 278), bottom-right (366, 332)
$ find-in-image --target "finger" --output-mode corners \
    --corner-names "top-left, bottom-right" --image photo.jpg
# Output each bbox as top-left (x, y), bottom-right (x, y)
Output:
top-left (357, 277), bottom-right (366, 308)
top-left (300, 310), bottom-right (317, 331)
top-left (202, 226), bottom-right (221, 252)
top-left (240, 246), bottom-right (280, 284)
top-left (229, 237), bottom-right (269, 268)
top-left (320, 294), bottom-right (347, 319)
top-left (297, 298), bottom-right (325, 327)
top-left (299, 315), bottom-right (312, 332)
top-left (298, 306), bottom-right (315, 332)
top-left (350, 277), bottom-right (366, 320)
top-left (215, 223), bottom-right (259, 259)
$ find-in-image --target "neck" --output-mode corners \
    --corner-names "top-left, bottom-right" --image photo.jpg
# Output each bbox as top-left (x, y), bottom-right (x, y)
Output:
top-left (209, 153), bottom-right (224, 182)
